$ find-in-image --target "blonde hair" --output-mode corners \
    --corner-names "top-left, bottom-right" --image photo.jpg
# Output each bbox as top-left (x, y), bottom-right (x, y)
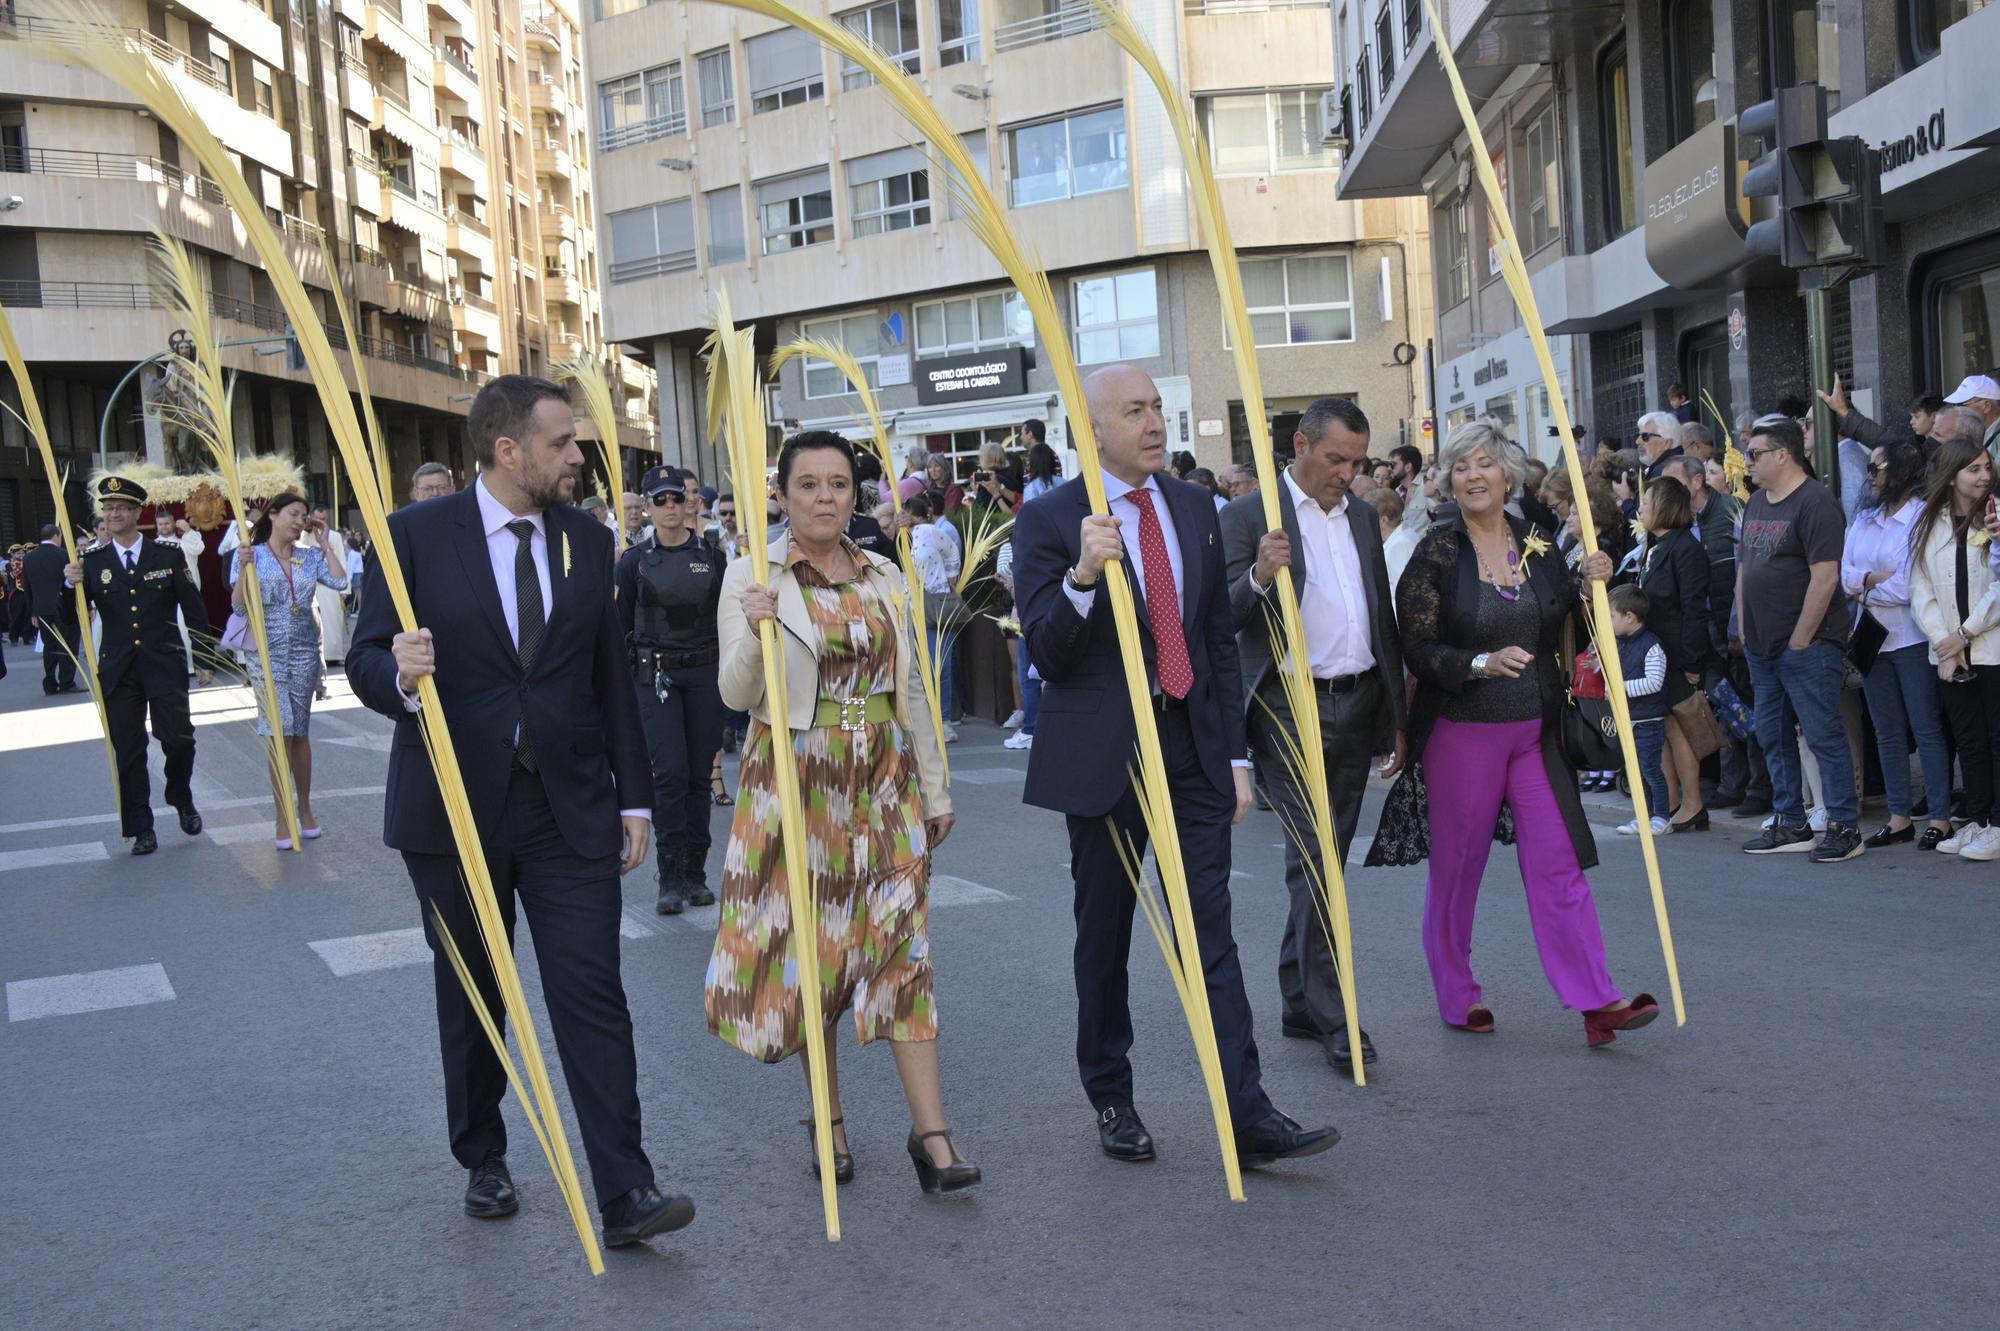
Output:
top-left (1436, 418), bottom-right (1529, 500)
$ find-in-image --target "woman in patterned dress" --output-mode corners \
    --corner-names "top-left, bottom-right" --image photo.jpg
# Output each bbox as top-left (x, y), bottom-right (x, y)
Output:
top-left (230, 492), bottom-right (348, 849)
top-left (708, 431), bottom-right (979, 1194)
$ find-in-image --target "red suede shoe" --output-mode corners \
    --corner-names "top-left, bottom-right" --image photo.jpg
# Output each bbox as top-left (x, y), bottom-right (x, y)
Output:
top-left (1446, 1005), bottom-right (1496, 1034)
top-left (1584, 993), bottom-right (1660, 1048)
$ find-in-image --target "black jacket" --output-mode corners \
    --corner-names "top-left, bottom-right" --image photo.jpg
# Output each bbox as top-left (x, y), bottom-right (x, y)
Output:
top-left (1015, 473), bottom-right (1247, 819)
top-left (1640, 527), bottom-right (1712, 673)
top-left (76, 537), bottom-right (210, 696)
top-left (21, 541), bottom-right (73, 625)
top-left (1217, 482), bottom-right (1406, 750)
top-left (348, 487), bottom-right (650, 859)
top-left (1397, 513), bottom-right (1597, 870)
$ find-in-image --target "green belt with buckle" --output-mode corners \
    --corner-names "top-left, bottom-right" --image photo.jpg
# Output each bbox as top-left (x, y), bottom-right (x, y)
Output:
top-left (810, 692), bottom-right (895, 730)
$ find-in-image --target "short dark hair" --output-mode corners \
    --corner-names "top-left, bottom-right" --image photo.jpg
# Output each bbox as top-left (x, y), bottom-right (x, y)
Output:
top-left (1774, 393), bottom-right (1810, 420)
top-left (1749, 416), bottom-right (1808, 468)
top-left (1390, 444), bottom-right (1423, 472)
top-left (1609, 583), bottom-right (1651, 620)
top-left (854, 449), bottom-right (883, 485)
top-left (468, 375), bottom-right (570, 469)
top-left (39, 522), bottom-right (58, 540)
top-left (1910, 393), bottom-right (1947, 415)
top-left (776, 430), bottom-right (858, 491)
top-left (716, 491), bottom-right (735, 505)
top-left (1021, 417), bottom-right (1046, 444)
top-left (1646, 475), bottom-right (1694, 531)
top-left (903, 492), bottom-right (935, 520)
top-left (1297, 397), bottom-right (1371, 447)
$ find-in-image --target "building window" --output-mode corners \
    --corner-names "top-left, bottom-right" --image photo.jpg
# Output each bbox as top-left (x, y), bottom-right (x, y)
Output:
top-left (606, 199), bottom-right (696, 282)
top-left (1241, 254), bottom-right (1354, 347)
top-left (1007, 105), bottom-right (1128, 207)
top-left (1437, 194), bottom-right (1469, 308)
top-left (1768, 0), bottom-right (1840, 110)
top-left (756, 169), bottom-right (835, 253)
top-left (1666, 0), bottom-right (1717, 143)
top-left (1599, 36), bottom-right (1635, 240)
top-left (1201, 89), bottom-right (1337, 175)
top-left (598, 63), bottom-right (683, 149)
top-left (838, 0), bottom-right (921, 91)
top-left (747, 29), bottom-right (825, 113)
top-left (706, 186), bottom-right (745, 266)
top-left (938, 0), bottom-right (980, 66)
top-left (1930, 248), bottom-right (2000, 383)
top-left (596, 0), bottom-right (653, 16)
top-left (1903, 0), bottom-right (1982, 66)
top-left (697, 49), bottom-right (734, 127)
top-left (945, 130), bottom-right (989, 220)
top-left (847, 148), bottom-right (931, 235)
top-left (801, 312), bottom-right (881, 397)
top-left (914, 290), bottom-right (1031, 358)
top-left (1518, 105), bottom-right (1559, 253)
top-left (1072, 268), bottom-right (1158, 364)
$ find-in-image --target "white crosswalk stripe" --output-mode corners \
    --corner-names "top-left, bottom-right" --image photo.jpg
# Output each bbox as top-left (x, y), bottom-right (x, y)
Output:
top-left (207, 823), bottom-right (284, 847)
top-left (307, 928), bottom-right (431, 977)
top-left (0, 842), bottom-right (108, 873)
top-left (6, 963), bottom-right (176, 1021)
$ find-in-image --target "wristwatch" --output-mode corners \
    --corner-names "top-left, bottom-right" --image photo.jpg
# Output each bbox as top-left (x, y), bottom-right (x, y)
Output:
top-left (1471, 652), bottom-right (1491, 679)
top-left (1065, 564), bottom-right (1098, 593)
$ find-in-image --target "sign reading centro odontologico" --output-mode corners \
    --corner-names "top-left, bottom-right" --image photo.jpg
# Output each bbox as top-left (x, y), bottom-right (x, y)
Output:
top-left (914, 346), bottom-right (1030, 406)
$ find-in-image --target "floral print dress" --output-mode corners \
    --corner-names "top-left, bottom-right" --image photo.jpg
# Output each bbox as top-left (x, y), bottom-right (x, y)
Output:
top-left (704, 549), bottom-right (936, 1062)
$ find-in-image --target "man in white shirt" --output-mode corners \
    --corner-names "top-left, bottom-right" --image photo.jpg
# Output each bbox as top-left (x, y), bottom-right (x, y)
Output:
top-left (1220, 397), bottom-right (1407, 1072)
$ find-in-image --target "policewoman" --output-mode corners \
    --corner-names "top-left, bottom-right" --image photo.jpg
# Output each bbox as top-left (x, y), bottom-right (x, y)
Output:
top-left (64, 475), bottom-right (213, 854)
top-left (617, 465), bottom-right (727, 914)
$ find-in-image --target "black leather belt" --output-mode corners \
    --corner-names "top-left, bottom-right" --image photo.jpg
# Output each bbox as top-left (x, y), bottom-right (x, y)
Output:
top-left (1150, 690), bottom-right (1189, 712)
top-left (1312, 673), bottom-right (1365, 694)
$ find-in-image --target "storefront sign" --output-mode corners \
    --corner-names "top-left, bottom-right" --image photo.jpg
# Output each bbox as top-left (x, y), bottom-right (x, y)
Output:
top-left (914, 347), bottom-right (1029, 406)
top-left (1643, 120), bottom-right (1753, 289)
top-left (1473, 356), bottom-right (1510, 387)
top-left (1878, 110), bottom-right (1947, 174)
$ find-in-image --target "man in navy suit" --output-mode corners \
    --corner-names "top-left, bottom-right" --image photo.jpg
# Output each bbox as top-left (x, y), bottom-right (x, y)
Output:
top-left (348, 376), bottom-right (693, 1248)
top-left (1013, 364), bottom-right (1340, 1169)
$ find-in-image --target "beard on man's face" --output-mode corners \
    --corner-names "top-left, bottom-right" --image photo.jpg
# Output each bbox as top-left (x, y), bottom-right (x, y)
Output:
top-left (523, 466), bottom-right (579, 510)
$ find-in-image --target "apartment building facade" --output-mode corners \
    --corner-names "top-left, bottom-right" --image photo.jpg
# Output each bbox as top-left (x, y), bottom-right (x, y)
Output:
top-left (1335, 0), bottom-right (2000, 460)
top-left (0, 0), bottom-right (652, 541)
top-left (585, 0), bottom-right (1433, 490)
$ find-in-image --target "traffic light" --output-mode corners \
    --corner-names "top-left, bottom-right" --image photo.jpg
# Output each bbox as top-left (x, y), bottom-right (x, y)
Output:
top-left (1740, 83), bottom-right (1883, 270)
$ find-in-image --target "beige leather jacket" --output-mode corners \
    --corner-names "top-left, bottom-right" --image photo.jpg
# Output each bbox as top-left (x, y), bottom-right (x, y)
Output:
top-left (718, 532), bottom-right (951, 817)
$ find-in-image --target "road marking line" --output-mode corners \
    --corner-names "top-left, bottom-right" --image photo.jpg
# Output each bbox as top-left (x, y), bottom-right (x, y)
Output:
top-left (932, 875), bottom-right (1015, 906)
top-left (0, 841), bottom-right (108, 873)
top-left (318, 735), bottom-right (393, 752)
top-left (7, 963), bottom-right (176, 1022)
top-left (944, 768), bottom-right (1023, 785)
top-left (620, 906), bottom-right (670, 939)
top-left (0, 786), bottom-right (386, 837)
top-left (307, 928), bottom-right (431, 977)
top-left (206, 823), bottom-right (283, 847)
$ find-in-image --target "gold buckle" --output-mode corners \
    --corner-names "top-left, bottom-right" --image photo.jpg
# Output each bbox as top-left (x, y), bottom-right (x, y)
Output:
top-left (838, 696), bottom-right (867, 732)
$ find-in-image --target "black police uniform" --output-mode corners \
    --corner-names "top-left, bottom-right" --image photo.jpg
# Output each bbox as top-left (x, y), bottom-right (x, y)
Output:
top-left (76, 529), bottom-right (212, 845)
top-left (616, 527), bottom-right (726, 911)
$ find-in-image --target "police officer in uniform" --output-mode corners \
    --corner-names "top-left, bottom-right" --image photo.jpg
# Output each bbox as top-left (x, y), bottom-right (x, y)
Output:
top-left (65, 476), bottom-right (212, 854)
top-left (616, 465), bottom-right (726, 914)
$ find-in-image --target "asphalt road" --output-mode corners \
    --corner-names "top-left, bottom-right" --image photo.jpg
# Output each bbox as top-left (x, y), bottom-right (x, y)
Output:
top-left (1, 646), bottom-right (1995, 1330)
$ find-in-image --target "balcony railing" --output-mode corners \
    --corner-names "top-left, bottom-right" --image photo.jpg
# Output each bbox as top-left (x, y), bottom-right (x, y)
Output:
top-left (436, 44), bottom-right (478, 81)
top-left (0, 12), bottom-right (230, 96)
top-left (460, 289), bottom-right (497, 313)
top-left (0, 147), bottom-right (231, 207)
top-left (208, 290), bottom-right (289, 332)
top-left (609, 251), bottom-right (697, 283)
top-left (446, 126), bottom-right (485, 160)
top-left (600, 111), bottom-right (686, 152)
top-left (0, 279), bottom-right (161, 310)
top-left (339, 50), bottom-right (368, 77)
top-left (993, 5), bottom-right (1105, 52)
top-left (378, 82), bottom-right (411, 111)
top-left (1354, 52), bottom-right (1372, 130)
top-left (451, 209), bottom-right (490, 236)
top-left (348, 146), bottom-right (381, 175)
top-left (1181, 0), bottom-right (1327, 12)
top-left (279, 212), bottom-right (324, 244)
top-left (387, 176), bottom-right (443, 212)
top-left (352, 244), bottom-right (392, 271)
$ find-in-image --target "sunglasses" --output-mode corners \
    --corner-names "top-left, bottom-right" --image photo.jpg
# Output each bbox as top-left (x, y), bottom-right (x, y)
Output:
top-left (1745, 446), bottom-right (1779, 462)
top-left (649, 492), bottom-right (687, 506)
top-left (1636, 432), bottom-right (1665, 443)
top-left (1867, 461), bottom-right (1888, 475)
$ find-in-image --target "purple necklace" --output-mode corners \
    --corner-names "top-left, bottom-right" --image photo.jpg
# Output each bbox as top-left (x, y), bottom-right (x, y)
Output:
top-left (1474, 535), bottom-right (1523, 601)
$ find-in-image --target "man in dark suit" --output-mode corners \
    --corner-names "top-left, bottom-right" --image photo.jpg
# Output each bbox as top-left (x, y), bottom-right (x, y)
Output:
top-left (1014, 364), bottom-right (1339, 1169)
top-left (348, 375), bottom-right (693, 1249)
top-left (23, 523), bottom-right (79, 695)
top-left (63, 480), bottom-right (210, 854)
top-left (1219, 398), bottom-right (1406, 1073)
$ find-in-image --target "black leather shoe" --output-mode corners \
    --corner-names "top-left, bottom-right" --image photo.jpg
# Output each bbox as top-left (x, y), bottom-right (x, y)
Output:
top-left (1236, 1111), bottom-right (1340, 1168)
top-left (1863, 823), bottom-right (1915, 848)
top-left (1328, 1029), bottom-right (1378, 1068)
top-left (131, 829), bottom-right (157, 856)
top-left (178, 807), bottom-right (202, 837)
top-left (1096, 1105), bottom-right (1155, 1162)
top-left (1279, 1015), bottom-right (1317, 1041)
top-left (464, 1152), bottom-right (518, 1218)
top-left (601, 1184), bottom-right (695, 1247)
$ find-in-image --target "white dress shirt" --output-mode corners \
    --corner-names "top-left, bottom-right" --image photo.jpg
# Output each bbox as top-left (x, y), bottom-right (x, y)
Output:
top-left (1253, 470), bottom-right (1374, 679)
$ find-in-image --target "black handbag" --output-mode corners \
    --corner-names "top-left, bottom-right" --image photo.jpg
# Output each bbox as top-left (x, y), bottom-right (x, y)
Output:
top-left (1846, 607), bottom-right (1889, 675)
top-left (1364, 762), bottom-right (1515, 868)
top-left (1560, 693), bottom-right (1621, 771)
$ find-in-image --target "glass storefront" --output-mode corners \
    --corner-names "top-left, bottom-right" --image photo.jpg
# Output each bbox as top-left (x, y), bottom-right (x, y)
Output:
top-left (1936, 263), bottom-right (2000, 381)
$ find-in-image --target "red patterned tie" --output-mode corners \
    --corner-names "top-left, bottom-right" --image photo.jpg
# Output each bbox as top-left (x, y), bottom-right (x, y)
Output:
top-left (1125, 487), bottom-right (1192, 699)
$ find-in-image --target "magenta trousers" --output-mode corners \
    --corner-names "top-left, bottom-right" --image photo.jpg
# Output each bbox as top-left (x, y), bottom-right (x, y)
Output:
top-left (1422, 718), bottom-right (1622, 1023)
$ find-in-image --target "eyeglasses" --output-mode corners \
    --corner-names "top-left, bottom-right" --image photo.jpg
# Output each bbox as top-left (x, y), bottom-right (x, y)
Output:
top-left (649, 492), bottom-right (687, 506)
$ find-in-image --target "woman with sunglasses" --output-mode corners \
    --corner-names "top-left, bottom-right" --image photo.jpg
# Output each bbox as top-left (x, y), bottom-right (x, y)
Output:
top-left (1842, 441), bottom-right (1954, 850)
top-left (617, 465), bottom-right (728, 913)
top-left (1910, 439), bottom-right (2000, 861)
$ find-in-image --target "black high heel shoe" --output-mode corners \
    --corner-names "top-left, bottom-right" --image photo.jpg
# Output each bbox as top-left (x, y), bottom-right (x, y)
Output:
top-left (801, 1116), bottom-right (854, 1184)
top-left (907, 1129), bottom-right (981, 1194)
top-left (1670, 808), bottom-right (1710, 833)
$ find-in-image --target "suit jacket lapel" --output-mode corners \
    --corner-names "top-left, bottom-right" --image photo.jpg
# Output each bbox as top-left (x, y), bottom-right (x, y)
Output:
top-left (451, 489), bottom-right (518, 664)
top-left (1166, 481), bottom-right (1201, 627)
top-left (1349, 498), bottom-right (1385, 634)
top-left (542, 506), bottom-right (574, 640)
top-left (1277, 473), bottom-right (1306, 583)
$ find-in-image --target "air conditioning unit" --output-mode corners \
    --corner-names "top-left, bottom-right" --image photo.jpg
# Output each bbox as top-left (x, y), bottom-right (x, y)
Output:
top-left (1318, 89), bottom-right (1350, 148)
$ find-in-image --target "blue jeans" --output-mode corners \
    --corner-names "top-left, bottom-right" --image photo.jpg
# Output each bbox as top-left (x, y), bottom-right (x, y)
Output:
top-left (1860, 643), bottom-right (1953, 821)
top-left (1745, 641), bottom-right (1859, 828)
top-left (1632, 719), bottom-right (1669, 821)
top-left (1016, 637), bottom-right (1041, 735)
top-left (927, 627), bottom-right (957, 722)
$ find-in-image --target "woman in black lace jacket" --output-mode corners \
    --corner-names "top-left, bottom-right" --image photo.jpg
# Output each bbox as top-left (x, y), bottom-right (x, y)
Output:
top-left (1393, 421), bottom-right (1661, 1050)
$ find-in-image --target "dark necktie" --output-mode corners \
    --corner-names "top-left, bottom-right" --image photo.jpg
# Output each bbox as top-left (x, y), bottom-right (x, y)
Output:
top-left (1125, 488), bottom-right (1192, 699)
top-left (508, 519), bottom-right (545, 771)
top-left (124, 549), bottom-right (136, 575)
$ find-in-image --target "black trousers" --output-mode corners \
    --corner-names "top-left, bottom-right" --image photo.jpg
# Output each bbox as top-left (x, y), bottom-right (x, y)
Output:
top-left (403, 768), bottom-right (653, 1209)
top-left (39, 618), bottom-right (78, 693)
top-left (1249, 673), bottom-right (1378, 1046)
top-left (104, 670), bottom-right (194, 837)
top-left (635, 659), bottom-right (724, 871)
top-left (1940, 669), bottom-right (2000, 825)
top-left (1065, 701), bottom-right (1275, 1128)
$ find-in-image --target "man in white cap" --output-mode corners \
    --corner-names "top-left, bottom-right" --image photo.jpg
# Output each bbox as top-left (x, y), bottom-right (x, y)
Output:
top-left (1942, 373), bottom-right (2000, 457)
